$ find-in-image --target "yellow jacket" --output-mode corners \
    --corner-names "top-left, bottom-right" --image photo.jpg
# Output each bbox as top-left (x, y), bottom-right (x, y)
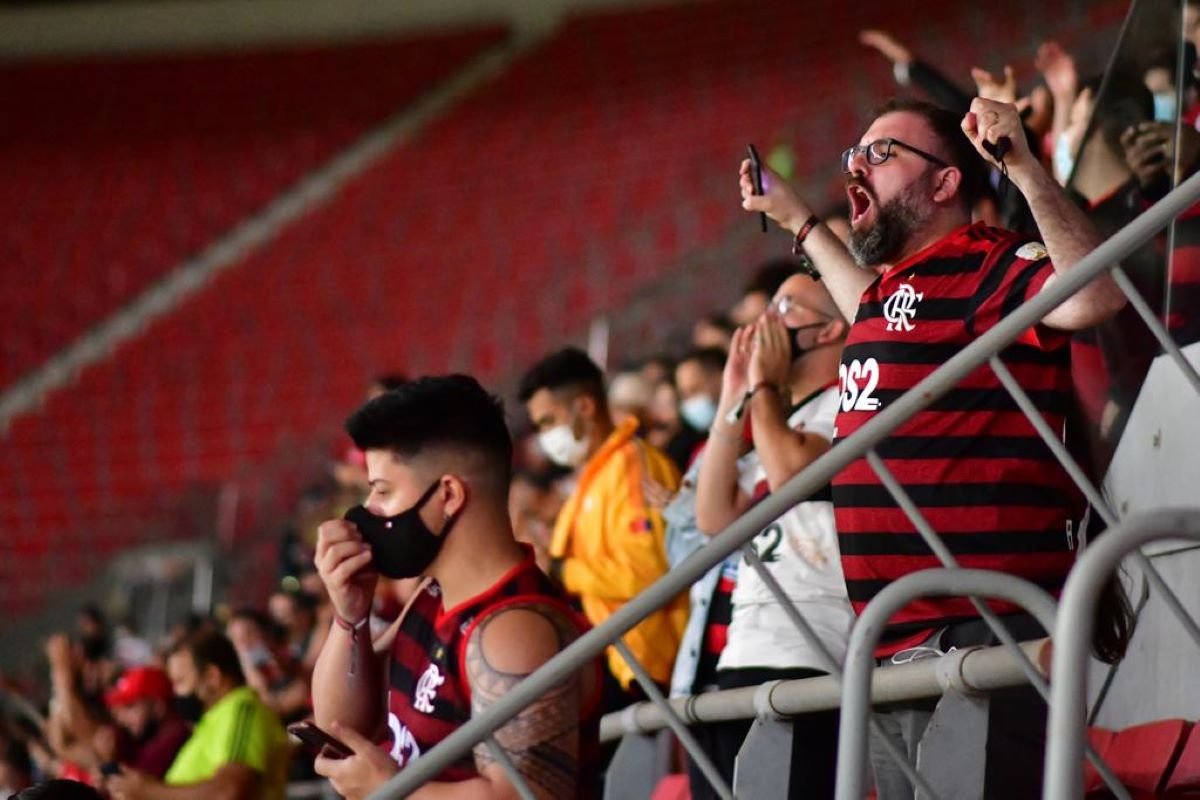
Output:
top-left (551, 418), bottom-right (687, 689)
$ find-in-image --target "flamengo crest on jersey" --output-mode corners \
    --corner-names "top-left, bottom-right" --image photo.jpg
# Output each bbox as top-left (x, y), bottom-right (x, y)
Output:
top-left (882, 282), bottom-right (924, 331)
top-left (413, 663), bottom-right (445, 714)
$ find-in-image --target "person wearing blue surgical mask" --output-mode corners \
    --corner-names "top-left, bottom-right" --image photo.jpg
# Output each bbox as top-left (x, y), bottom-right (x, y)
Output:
top-left (674, 347), bottom-right (727, 439)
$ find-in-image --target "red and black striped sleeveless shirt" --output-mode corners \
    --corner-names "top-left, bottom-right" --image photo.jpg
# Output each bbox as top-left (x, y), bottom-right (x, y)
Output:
top-left (831, 223), bottom-right (1081, 656)
top-left (385, 547), bottom-right (601, 794)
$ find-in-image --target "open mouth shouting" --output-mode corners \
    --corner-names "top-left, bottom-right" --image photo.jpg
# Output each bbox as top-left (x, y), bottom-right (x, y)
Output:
top-left (846, 180), bottom-right (875, 228)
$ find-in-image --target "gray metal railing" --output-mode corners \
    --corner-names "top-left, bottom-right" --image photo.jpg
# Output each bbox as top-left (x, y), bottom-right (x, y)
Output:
top-left (833, 570), bottom-right (1059, 800)
top-left (371, 164), bottom-right (1200, 800)
top-left (600, 638), bottom-right (1050, 741)
top-left (1044, 509), bottom-right (1200, 800)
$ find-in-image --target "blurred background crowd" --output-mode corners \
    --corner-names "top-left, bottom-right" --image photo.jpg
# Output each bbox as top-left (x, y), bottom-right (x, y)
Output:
top-left (1, 0), bottom-right (1197, 795)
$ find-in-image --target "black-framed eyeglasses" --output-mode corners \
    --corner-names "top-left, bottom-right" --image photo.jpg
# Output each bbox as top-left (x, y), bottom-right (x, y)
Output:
top-left (841, 138), bottom-right (949, 173)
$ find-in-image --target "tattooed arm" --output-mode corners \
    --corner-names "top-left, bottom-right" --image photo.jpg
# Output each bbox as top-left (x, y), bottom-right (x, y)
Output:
top-left (465, 603), bottom-right (584, 800)
top-left (319, 603), bottom-right (584, 800)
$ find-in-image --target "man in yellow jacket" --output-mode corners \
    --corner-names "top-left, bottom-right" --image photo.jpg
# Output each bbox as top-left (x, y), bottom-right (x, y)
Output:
top-left (520, 348), bottom-right (686, 705)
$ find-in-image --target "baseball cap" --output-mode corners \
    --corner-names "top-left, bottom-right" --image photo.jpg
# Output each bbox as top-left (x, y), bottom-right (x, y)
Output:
top-left (105, 666), bottom-right (173, 707)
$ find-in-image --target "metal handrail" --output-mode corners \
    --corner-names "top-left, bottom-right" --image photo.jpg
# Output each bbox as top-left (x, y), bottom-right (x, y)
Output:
top-left (371, 164), bottom-right (1200, 800)
top-left (600, 638), bottom-right (1050, 740)
top-left (1044, 509), bottom-right (1200, 799)
top-left (833, 569), bottom-right (1059, 800)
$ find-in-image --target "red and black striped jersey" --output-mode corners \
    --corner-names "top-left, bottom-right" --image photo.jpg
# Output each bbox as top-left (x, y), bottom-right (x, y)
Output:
top-left (831, 222), bottom-right (1081, 656)
top-left (385, 547), bottom-right (601, 794)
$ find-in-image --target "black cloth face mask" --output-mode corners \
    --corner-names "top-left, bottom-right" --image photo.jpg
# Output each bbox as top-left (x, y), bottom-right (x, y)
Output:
top-left (787, 321), bottom-right (828, 361)
top-left (344, 481), bottom-right (457, 579)
top-left (173, 693), bottom-right (205, 724)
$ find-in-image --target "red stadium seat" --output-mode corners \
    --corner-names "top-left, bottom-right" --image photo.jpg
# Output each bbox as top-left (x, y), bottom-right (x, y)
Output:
top-left (0, 0), bottom-right (1127, 623)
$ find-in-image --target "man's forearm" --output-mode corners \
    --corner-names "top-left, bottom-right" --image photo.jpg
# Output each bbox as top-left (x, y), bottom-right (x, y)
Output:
top-left (788, 220), bottom-right (874, 324)
top-left (749, 389), bottom-right (829, 492)
top-left (694, 428), bottom-right (744, 534)
top-left (1012, 164), bottom-right (1126, 328)
top-left (312, 623), bottom-right (385, 736)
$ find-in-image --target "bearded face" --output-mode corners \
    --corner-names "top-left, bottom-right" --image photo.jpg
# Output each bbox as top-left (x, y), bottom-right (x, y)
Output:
top-left (846, 175), bottom-right (933, 268)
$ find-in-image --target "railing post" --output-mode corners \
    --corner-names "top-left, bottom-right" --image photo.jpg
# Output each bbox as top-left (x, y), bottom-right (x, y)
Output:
top-left (835, 569), bottom-right (1059, 800)
top-left (1044, 509), bottom-right (1200, 800)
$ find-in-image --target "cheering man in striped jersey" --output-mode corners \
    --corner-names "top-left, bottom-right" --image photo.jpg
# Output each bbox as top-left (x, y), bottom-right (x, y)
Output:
top-left (740, 96), bottom-right (1129, 798)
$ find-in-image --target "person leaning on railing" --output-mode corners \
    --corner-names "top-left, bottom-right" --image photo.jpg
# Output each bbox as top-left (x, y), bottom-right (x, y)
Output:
top-left (690, 270), bottom-right (852, 800)
top-left (740, 96), bottom-right (1133, 799)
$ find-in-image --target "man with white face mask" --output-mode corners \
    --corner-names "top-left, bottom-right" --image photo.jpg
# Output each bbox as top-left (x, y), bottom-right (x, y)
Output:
top-left (674, 347), bottom-right (726, 439)
top-left (519, 348), bottom-right (685, 709)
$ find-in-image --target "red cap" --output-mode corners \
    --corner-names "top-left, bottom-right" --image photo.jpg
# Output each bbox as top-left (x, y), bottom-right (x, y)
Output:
top-left (105, 666), bottom-right (173, 707)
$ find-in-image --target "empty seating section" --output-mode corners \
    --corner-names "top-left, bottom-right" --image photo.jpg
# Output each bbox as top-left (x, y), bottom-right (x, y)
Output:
top-left (0, 0), bottom-right (1106, 621)
top-left (0, 28), bottom-right (506, 387)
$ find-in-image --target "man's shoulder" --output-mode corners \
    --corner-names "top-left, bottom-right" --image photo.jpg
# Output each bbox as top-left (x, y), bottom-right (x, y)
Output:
top-left (205, 687), bottom-right (280, 736)
top-left (463, 600), bottom-right (589, 695)
top-left (593, 437), bottom-right (676, 484)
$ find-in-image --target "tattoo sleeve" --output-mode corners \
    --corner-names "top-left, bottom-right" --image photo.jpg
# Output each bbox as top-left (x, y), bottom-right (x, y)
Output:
top-left (466, 603), bottom-right (582, 799)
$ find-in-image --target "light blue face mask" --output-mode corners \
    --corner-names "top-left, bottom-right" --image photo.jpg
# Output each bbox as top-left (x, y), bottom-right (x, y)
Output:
top-left (1054, 133), bottom-right (1076, 184)
top-left (1153, 91), bottom-right (1177, 123)
top-left (679, 395), bottom-right (718, 432)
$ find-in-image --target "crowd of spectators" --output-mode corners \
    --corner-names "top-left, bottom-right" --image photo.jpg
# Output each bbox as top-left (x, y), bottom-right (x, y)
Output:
top-left (2, 14), bottom-right (1197, 800)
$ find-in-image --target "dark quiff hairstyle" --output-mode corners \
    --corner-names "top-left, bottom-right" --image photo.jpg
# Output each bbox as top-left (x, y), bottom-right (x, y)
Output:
top-left (347, 374), bottom-right (514, 489)
top-left (517, 348), bottom-right (606, 405)
top-left (869, 97), bottom-right (991, 211)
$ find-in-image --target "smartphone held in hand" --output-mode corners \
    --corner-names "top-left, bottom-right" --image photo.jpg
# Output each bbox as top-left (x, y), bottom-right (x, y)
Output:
top-left (287, 721), bottom-right (354, 759)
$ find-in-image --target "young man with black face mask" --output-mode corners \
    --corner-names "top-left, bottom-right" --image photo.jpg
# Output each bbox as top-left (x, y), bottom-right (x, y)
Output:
top-left (106, 631), bottom-right (289, 800)
top-left (310, 375), bottom-right (600, 800)
top-left (692, 272), bottom-right (851, 800)
top-left (741, 97), bottom-right (1131, 798)
top-left (518, 348), bottom-right (685, 711)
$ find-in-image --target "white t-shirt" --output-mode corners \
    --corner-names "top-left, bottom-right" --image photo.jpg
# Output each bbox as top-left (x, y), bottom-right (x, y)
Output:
top-left (717, 386), bottom-right (854, 672)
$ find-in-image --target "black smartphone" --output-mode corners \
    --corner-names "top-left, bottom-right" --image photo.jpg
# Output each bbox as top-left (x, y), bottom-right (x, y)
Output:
top-left (746, 144), bottom-right (768, 232)
top-left (100, 761), bottom-right (122, 778)
top-left (287, 721), bottom-right (354, 759)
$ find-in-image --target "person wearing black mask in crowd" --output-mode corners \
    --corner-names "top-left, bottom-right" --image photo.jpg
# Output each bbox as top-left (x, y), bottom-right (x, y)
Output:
top-left (106, 630), bottom-right (289, 800)
top-left (692, 272), bottom-right (852, 799)
top-left (310, 375), bottom-right (600, 800)
top-left (103, 667), bottom-right (190, 780)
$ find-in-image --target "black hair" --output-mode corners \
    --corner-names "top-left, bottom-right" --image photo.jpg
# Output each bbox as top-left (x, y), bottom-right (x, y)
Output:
top-left (696, 313), bottom-right (736, 335)
top-left (1078, 73), bottom-right (1155, 155)
top-left (229, 607), bottom-right (285, 644)
top-left (517, 348), bottom-right (606, 405)
top-left (169, 629), bottom-right (245, 686)
top-left (14, 782), bottom-right (104, 800)
top-left (370, 373), bottom-right (409, 393)
top-left (347, 374), bottom-right (513, 488)
top-left (742, 258), bottom-right (800, 297)
top-left (678, 347), bottom-right (728, 375)
top-left (871, 97), bottom-right (990, 211)
top-left (77, 605), bottom-right (107, 629)
top-left (511, 467), bottom-right (560, 492)
top-left (1, 739), bottom-right (32, 777)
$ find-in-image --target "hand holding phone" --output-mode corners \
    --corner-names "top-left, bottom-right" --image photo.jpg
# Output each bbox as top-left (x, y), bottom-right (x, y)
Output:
top-left (287, 721), bottom-right (354, 759)
top-left (746, 144), bottom-right (769, 232)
